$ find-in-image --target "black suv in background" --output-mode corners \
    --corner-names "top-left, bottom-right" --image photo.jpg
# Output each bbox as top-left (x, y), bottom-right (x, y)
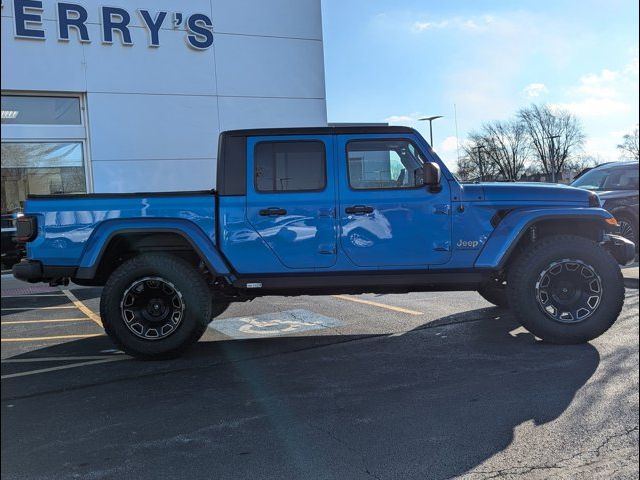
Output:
top-left (572, 161), bottom-right (639, 249)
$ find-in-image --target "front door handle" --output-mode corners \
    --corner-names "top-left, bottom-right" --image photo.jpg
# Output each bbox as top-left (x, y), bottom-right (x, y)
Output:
top-left (259, 207), bottom-right (287, 217)
top-left (345, 205), bottom-right (374, 215)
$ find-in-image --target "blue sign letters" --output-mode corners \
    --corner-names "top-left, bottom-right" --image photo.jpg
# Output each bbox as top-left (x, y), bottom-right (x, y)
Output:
top-left (57, 2), bottom-right (89, 42)
top-left (139, 10), bottom-right (167, 48)
top-left (11, 0), bottom-right (214, 49)
top-left (14, 0), bottom-right (45, 39)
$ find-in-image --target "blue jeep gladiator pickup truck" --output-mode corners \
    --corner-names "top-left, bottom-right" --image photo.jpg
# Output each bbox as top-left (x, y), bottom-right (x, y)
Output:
top-left (13, 126), bottom-right (636, 359)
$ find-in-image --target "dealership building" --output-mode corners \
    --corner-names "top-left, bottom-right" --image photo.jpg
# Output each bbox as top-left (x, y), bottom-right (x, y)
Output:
top-left (1, 0), bottom-right (327, 214)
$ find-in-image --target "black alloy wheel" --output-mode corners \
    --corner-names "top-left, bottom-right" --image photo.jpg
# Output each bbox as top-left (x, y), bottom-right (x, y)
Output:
top-left (120, 276), bottom-right (185, 340)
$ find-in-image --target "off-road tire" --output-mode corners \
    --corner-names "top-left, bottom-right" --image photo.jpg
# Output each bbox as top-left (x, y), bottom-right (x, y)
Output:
top-left (210, 295), bottom-right (230, 319)
top-left (101, 253), bottom-right (212, 359)
top-left (477, 280), bottom-right (508, 308)
top-left (615, 212), bottom-right (638, 252)
top-left (507, 235), bottom-right (624, 344)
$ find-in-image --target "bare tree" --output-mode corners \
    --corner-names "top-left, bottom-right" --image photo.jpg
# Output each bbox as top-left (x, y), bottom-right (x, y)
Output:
top-left (455, 154), bottom-right (479, 181)
top-left (476, 119), bottom-right (530, 180)
top-left (457, 137), bottom-right (500, 181)
top-left (518, 104), bottom-right (585, 181)
top-left (617, 127), bottom-right (639, 160)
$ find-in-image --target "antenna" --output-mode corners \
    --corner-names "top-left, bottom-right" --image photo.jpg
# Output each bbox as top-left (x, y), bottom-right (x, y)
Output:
top-left (454, 103), bottom-right (461, 163)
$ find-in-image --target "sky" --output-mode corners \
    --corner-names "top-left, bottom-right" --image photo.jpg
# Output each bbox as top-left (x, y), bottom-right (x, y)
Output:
top-left (321, 0), bottom-right (639, 171)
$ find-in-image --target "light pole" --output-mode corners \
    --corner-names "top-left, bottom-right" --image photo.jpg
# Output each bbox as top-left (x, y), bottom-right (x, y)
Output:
top-left (418, 115), bottom-right (444, 146)
top-left (474, 145), bottom-right (486, 182)
top-left (545, 134), bottom-right (561, 183)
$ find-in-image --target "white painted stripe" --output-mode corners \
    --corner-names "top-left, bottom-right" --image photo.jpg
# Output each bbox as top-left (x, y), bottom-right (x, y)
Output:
top-left (1, 294), bottom-right (66, 298)
top-left (1, 357), bottom-right (127, 379)
top-left (1, 318), bottom-right (92, 325)
top-left (2, 305), bottom-right (77, 311)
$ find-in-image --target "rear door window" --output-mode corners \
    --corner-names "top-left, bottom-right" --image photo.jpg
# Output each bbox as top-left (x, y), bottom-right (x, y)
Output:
top-left (254, 141), bottom-right (326, 193)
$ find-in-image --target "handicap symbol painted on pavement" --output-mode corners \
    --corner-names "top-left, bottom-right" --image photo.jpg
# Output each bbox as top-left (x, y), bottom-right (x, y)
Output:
top-left (209, 309), bottom-right (341, 339)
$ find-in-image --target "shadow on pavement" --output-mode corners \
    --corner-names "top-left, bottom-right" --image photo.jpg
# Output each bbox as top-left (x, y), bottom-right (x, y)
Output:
top-left (1, 309), bottom-right (601, 480)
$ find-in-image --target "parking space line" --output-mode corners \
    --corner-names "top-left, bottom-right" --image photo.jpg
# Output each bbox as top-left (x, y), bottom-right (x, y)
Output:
top-left (332, 295), bottom-right (423, 315)
top-left (1, 333), bottom-right (105, 342)
top-left (1, 294), bottom-right (66, 298)
top-left (1, 318), bottom-right (93, 325)
top-left (1, 357), bottom-right (127, 380)
top-left (2, 355), bottom-right (125, 363)
top-left (61, 289), bottom-right (103, 327)
top-left (1, 306), bottom-right (77, 311)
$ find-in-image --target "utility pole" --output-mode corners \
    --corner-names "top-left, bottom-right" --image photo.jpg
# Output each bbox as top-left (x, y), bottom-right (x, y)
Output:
top-left (418, 115), bottom-right (444, 146)
top-left (474, 145), bottom-right (486, 182)
top-left (545, 134), bottom-right (561, 183)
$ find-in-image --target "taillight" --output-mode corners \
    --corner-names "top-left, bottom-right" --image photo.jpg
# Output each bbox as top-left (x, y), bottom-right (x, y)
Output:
top-left (15, 215), bottom-right (37, 243)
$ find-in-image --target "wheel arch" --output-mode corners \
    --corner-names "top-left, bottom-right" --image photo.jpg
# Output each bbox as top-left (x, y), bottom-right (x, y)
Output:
top-left (74, 219), bottom-right (231, 285)
top-left (475, 208), bottom-right (617, 270)
top-left (609, 204), bottom-right (639, 223)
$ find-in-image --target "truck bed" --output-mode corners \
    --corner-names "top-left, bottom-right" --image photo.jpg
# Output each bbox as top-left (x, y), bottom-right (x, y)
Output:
top-left (23, 191), bottom-right (217, 267)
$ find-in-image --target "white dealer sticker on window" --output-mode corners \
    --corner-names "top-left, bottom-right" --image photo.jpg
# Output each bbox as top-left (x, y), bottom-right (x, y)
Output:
top-left (209, 309), bottom-right (340, 339)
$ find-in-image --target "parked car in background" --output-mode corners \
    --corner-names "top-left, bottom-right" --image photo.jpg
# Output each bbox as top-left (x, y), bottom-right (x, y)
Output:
top-left (1, 212), bottom-right (25, 270)
top-left (571, 161), bottom-right (639, 249)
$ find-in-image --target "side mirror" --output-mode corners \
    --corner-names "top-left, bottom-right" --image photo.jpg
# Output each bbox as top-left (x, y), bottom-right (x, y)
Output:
top-left (423, 162), bottom-right (441, 191)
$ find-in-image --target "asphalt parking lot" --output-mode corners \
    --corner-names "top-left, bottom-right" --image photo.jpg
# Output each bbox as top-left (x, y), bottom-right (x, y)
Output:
top-left (1, 272), bottom-right (638, 480)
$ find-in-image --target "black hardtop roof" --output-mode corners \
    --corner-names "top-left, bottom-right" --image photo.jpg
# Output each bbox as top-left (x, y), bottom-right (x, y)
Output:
top-left (221, 125), bottom-right (418, 137)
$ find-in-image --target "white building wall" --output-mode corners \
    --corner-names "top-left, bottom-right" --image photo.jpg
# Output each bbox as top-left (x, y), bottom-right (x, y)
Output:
top-left (1, 0), bottom-right (327, 192)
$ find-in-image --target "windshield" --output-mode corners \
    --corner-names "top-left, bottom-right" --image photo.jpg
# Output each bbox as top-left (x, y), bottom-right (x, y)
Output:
top-left (572, 166), bottom-right (639, 191)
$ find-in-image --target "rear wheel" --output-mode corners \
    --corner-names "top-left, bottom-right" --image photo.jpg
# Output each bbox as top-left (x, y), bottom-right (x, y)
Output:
top-left (101, 253), bottom-right (212, 359)
top-left (211, 294), bottom-right (230, 318)
top-left (507, 235), bottom-right (624, 344)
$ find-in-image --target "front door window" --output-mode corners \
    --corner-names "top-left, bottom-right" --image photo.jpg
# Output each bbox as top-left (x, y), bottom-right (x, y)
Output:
top-left (338, 136), bottom-right (451, 267)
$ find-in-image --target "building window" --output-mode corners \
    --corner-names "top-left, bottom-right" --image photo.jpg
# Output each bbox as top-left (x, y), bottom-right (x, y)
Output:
top-left (1, 96), bottom-right (81, 125)
top-left (254, 141), bottom-right (326, 193)
top-left (1, 143), bottom-right (86, 212)
top-left (1, 94), bottom-right (88, 214)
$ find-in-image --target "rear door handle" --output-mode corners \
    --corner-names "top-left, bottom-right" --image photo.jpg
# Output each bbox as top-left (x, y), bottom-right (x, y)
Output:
top-left (259, 207), bottom-right (287, 217)
top-left (345, 205), bottom-right (374, 215)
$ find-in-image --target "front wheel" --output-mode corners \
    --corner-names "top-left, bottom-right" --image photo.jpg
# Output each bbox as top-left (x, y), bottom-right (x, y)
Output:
top-left (477, 280), bottom-right (508, 308)
top-left (507, 235), bottom-right (624, 344)
top-left (100, 254), bottom-right (213, 359)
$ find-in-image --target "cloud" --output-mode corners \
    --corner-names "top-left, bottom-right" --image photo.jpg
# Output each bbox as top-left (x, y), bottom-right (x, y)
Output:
top-left (550, 58), bottom-right (638, 118)
top-left (523, 83), bottom-right (548, 97)
top-left (610, 124), bottom-right (640, 138)
top-left (410, 15), bottom-right (495, 33)
top-left (438, 136), bottom-right (459, 153)
top-left (551, 98), bottom-right (631, 117)
top-left (385, 114), bottom-right (417, 123)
